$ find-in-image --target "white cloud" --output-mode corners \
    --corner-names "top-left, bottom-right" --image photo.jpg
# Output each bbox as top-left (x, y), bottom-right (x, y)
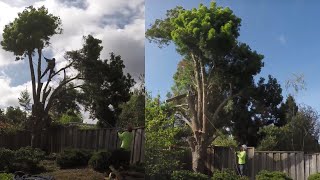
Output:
top-left (278, 34), bottom-right (287, 45)
top-left (0, 0), bottom-right (144, 123)
top-left (0, 75), bottom-right (32, 109)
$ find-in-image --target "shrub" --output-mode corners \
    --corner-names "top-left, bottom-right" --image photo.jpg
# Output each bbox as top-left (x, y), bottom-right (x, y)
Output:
top-left (12, 146), bottom-right (45, 172)
top-left (109, 148), bottom-right (131, 169)
top-left (56, 149), bottom-right (92, 169)
top-left (0, 148), bottom-right (14, 171)
top-left (0, 173), bottom-right (13, 180)
top-left (89, 151), bottom-right (112, 172)
top-left (212, 169), bottom-right (247, 180)
top-left (256, 170), bottom-right (292, 180)
top-left (171, 170), bottom-right (208, 180)
top-left (308, 173), bottom-right (320, 180)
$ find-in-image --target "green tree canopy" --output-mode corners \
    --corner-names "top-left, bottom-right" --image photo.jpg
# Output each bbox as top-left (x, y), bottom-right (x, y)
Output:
top-left (68, 35), bottom-right (134, 127)
top-left (1, 6), bottom-right (61, 57)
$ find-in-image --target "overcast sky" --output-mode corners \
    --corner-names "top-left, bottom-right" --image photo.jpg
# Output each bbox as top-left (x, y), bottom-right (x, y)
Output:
top-left (0, 0), bottom-right (144, 123)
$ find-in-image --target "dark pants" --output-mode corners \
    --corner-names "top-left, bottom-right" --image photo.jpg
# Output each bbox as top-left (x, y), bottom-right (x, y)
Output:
top-left (238, 164), bottom-right (245, 176)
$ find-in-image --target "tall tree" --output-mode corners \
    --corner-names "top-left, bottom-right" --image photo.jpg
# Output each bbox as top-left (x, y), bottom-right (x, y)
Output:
top-left (69, 35), bottom-right (134, 127)
top-left (146, 2), bottom-right (264, 172)
top-left (1, 6), bottom-right (79, 147)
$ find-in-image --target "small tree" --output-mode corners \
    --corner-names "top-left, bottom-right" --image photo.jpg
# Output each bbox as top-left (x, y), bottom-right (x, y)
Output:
top-left (18, 88), bottom-right (32, 112)
top-left (145, 96), bottom-right (184, 178)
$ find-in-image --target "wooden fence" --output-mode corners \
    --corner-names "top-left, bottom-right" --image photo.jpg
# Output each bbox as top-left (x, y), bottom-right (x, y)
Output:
top-left (0, 126), bottom-right (145, 164)
top-left (205, 146), bottom-right (320, 180)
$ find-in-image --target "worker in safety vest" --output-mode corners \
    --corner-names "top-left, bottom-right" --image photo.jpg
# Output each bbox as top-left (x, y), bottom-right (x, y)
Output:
top-left (236, 144), bottom-right (247, 176)
top-left (117, 125), bottom-right (134, 166)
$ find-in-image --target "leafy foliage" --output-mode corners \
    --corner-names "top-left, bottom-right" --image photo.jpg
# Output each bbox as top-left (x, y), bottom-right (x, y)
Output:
top-left (58, 110), bottom-right (83, 124)
top-left (57, 149), bottom-right (92, 169)
top-left (171, 170), bottom-right (208, 180)
top-left (212, 133), bottom-right (238, 147)
top-left (88, 151), bottom-right (111, 172)
top-left (0, 173), bottom-right (13, 180)
top-left (1, 6), bottom-right (62, 56)
top-left (50, 83), bottom-right (82, 122)
top-left (308, 173), bottom-right (320, 180)
top-left (0, 148), bottom-right (15, 171)
top-left (68, 35), bottom-right (134, 127)
top-left (211, 169), bottom-right (248, 180)
top-left (12, 146), bottom-right (45, 172)
top-left (256, 170), bottom-right (292, 180)
top-left (145, 96), bottom-right (184, 177)
top-left (4, 106), bottom-right (27, 127)
top-left (118, 89), bottom-right (145, 128)
top-left (258, 105), bottom-right (320, 152)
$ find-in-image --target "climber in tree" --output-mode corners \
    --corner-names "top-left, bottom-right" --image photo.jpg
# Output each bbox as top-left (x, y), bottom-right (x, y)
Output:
top-left (41, 56), bottom-right (56, 79)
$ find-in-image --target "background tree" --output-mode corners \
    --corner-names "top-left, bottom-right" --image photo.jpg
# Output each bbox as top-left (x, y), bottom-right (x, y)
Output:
top-left (1, 6), bottom-right (80, 146)
top-left (118, 74), bottom-right (145, 128)
top-left (68, 35), bottom-right (134, 127)
top-left (18, 89), bottom-right (32, 112)
top-left (49, 82), bottom-right (81, 122)
top-left (258, 105), bottom-right (320, 152)
top-left (146, 2), bottom-right (264, 172)
top-left (4, 106), bottom-right (27, 126)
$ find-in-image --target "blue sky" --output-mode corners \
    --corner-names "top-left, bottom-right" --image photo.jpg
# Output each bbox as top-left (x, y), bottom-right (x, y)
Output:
top-left (146, 0), bottom-right (320, 112)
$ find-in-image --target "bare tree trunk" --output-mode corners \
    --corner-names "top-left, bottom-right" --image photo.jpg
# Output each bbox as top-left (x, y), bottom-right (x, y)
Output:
top-left (189, 136), bottom-right (206, 173)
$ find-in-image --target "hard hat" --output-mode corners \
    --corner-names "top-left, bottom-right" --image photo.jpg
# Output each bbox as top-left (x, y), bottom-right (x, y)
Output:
top-left (241, 144), bottom-right (247, 150)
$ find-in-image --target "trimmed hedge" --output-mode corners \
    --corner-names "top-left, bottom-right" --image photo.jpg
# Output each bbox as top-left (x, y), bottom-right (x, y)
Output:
top-left (13, 146), bottom-right (45, 171)
top-left (0, 147), bottom-right (45, 173)
top-left (171, 170), bottom-right (208, 180)
top-left (256, 170), bottom-right (292, 180)
top-left (56, 149), bottom-right (92, 169)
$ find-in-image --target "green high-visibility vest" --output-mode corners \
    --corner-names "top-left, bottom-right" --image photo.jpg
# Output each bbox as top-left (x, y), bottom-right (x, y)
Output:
top-left (118, 131), bottom-right (133, 151)
top-left (237, 151), bottom-right (246, 164)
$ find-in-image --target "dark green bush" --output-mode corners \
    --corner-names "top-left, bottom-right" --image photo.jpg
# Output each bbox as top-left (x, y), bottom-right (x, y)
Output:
top-left (171, 170), bottom-right (208, 180)
top-left (212, 169), bottom-right (248, 180)
top-left (0, 148), bottom-right (14, 171)
top-left (89, 151), bottom-right (112, 172)
top-left (109, 148), bottom-right (131, 169)
top-left (308, 173), bottom-right (320, 180)
top-left (256, 170), bottom-right (292, 180)
top-left (0, 173), bottom-right (13, 180)
top-left (56, 149), bottom-right (92, 169)
top-left (12, 146), bottom-right (45, 172)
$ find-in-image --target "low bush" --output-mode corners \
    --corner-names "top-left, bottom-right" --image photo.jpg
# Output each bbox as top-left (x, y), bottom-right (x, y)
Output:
top-left (171, 170), bottom-right (208, 180)
top-left (0, 173), bottom-right (14, 180)
top-left (211, 169), bottom-right (248, 180)
top-left (56, 149), bottom-right (92, 169)
top-left (0, 148), bottom-right (14, 171)
top-left (256, 170), bottom-right (292, 180)
top-left (109, 149), bottom-right (131, 169)
top-left (12, 146), bottom-right (46, 172)
top-left (89, 151), bottom-right (112, 172)
top-left (308, 173), bottom-right (320, 180)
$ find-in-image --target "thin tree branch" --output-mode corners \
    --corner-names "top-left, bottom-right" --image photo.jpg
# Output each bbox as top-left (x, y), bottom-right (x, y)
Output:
top-left (45, 75), bottom-right (80, 113)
